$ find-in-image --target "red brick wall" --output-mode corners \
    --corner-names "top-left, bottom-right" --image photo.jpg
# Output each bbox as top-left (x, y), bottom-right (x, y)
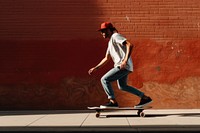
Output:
top-left (0, 0), bottom-right (200, 109)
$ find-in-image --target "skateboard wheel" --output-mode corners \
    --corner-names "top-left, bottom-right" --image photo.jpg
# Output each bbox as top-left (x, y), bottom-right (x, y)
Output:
top-left (137, 110), bottom-right (145, 117)
top-left (139, 112), bottom-right (145, 117)
top-left (96, 112), bottom-right (100, 118)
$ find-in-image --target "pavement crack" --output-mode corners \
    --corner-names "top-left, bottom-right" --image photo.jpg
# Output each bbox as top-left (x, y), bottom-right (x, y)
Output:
top-left (80, 113), bottom-right (90, 127)
top-left (26, 115), bottom-right (47, 127)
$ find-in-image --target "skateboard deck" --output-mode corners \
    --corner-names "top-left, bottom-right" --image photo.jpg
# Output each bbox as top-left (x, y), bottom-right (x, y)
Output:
top-left (88, 106), bottom-right (152, 118)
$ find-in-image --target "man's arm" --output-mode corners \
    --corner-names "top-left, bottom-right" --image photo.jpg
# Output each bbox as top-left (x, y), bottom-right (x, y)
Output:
top-left (88, 54), bottom-right (111, 75)
top-left (120, 40), bottom-right (133, 69)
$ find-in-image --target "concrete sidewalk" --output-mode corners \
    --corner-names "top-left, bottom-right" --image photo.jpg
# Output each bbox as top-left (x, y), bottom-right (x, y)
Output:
top-left (0, 109), bottom-right (200, 132)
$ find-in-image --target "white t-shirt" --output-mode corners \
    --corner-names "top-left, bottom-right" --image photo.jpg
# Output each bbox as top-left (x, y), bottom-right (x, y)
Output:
top-left (106, 33), bottom-right (133, 72)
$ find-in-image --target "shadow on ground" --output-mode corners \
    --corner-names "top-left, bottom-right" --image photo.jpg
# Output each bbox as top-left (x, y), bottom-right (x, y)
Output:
top-left (102, 113), bottom-right (200, 118)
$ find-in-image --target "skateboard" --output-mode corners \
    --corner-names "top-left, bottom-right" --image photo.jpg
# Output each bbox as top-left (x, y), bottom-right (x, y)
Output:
top-left (88, 106), bottom-right (152, 118)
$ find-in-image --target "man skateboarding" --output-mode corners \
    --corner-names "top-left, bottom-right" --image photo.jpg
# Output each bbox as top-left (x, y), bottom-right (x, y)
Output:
top-left (88, 22), bottom-right (152, 108)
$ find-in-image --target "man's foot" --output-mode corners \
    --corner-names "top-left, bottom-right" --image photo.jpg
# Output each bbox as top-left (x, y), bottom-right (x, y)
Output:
top-left (100, 101), bottom-right (119, 108)
top-left (134, 96), bottom-right (152, 108)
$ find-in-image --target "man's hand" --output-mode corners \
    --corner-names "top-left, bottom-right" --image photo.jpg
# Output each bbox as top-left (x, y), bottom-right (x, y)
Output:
top-left (88, 55), bottom-right (110, 75)
top-left (88, 67), bottom-right (97, 75)
top-left (120, 60), bottom-right (127, 70)
top-left (120, 40), bottom-right (133, 70)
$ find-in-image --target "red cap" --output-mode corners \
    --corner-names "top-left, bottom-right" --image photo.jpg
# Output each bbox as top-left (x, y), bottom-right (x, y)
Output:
top-left (98, 22), bottom-right (115, 31)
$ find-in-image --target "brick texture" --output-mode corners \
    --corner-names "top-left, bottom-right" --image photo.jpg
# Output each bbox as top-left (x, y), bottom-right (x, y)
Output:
top-left (0, 0), bottom-right (200, 109)
top-left (1, 0), bottom-right (200, 40)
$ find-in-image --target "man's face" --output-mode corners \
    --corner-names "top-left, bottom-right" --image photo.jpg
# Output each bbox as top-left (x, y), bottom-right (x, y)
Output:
top-left (100, 29), bottom-right (111, 38)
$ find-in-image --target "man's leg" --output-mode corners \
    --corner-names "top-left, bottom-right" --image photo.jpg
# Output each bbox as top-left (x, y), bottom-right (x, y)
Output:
top-left (117, 70), bottom-right (152, 108)
top-left (117, 73), bottom-right (144, 97)
top-left (101, 67), bottom-right (152, 108)
top-left (100, 67), bottom-right (130, 108)
top-left (101, 67), bottom-right (123, 100)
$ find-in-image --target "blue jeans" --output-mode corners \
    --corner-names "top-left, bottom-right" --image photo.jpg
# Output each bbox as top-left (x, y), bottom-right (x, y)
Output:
top-left (101, 67), bottom-right (144, 99)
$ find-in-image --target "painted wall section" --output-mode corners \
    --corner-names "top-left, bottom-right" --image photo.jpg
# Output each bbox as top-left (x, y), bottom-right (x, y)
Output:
top-left (0, 0), bottom-right (200, 109)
